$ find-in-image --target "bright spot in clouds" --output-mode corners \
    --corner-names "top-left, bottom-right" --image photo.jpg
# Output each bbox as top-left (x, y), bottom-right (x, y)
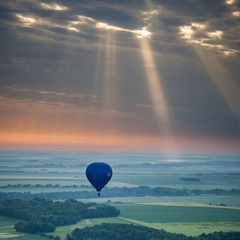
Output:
top-left (96, 22), bottom-right (152, 39)
top-left (179, 25), bottom-right (194, 39)
top-left (232, 11), bottom-right (240, 17)
top-left (40, 3), bottom-right (68, 11)
top-left (207, 31), bottom-right (223, 39)
top-left (16, 14), bottom-right (38, 26)
top-left (96, 22), bottom-right (124, 31)
top-left (16, 11), bottom-right (153, 38)
top-left (179, 22), bottom-right (238, 55)
top-left (226, 0), bottom-right (235, 4)
top-left (135, 28), bottom-right (152, 39)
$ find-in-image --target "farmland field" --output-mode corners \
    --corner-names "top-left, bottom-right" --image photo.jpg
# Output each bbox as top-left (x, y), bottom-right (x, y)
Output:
top-left (79, 195), bottom-right (240, 207)
top-left (52, 217), bottom-right (130, 239)
top-left (114, 203), bottom-right (240, 223)
top-left (0, 151), bottom-right (240, 237)
top-left (118, 218), bottom-right (240, 236)
top-left (112, 203), bottom-right (240, 236)
top-left (49, 203), bottom-right (240, 237)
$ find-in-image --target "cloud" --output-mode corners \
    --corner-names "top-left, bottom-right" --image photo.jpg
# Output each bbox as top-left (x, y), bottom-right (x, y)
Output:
top-left (0, 0), bottom-right (239, 152)
top-left (1, 0), bottom-right (238, 56)
top-left (144, 0), bottom-right (239, 55)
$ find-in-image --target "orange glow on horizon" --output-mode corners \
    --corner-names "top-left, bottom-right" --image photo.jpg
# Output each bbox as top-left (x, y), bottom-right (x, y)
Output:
top-left (0, 89), bottom-right (239, 154)
top-left (0, 128), bottom-right (239, 154)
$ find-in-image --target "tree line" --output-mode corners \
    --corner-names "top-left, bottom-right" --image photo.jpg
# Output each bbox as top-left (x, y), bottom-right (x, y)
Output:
top-left (0, 183), bottom-right (90, 189)
top-left (66, 223), bottom-right (240, 240)
top-left (0, 198), bottom-right (120, 234)
top-left (0, 186), bottom-right (239, 201)
top-left (0, 198), bottom-right (239, 239)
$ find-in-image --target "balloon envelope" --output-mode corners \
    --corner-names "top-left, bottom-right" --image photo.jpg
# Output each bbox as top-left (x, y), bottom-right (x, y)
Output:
top-left (86, 162), bottom-right (112, 193)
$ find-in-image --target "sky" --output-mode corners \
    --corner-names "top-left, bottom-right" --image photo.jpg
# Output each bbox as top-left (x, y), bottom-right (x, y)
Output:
top-left (0, 0), bottom-right (239, 153)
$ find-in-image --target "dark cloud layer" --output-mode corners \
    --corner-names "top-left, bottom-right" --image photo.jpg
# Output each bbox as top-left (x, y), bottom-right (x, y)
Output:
top-left (0, 0), bottom-right (239, 152)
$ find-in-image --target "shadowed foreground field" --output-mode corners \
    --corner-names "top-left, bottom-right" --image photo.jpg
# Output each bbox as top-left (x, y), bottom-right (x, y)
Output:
top-left (46, 203), bottom-right (240, 238)
top-left (0, 152), bottom-right (240, 238)
top-left (1, 202), bottom-right (240, 238)
top-left (53, 216), bottom-right (240, 238)
top-left (113, 203), bottom-right (240, 236)
top-left (115, 203), bottom-right (240, 223)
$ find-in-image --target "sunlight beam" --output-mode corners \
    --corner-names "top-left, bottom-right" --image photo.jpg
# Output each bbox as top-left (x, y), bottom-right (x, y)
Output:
top-left (94, 30), bottom-right (105, 98)
top-left (139, 38), bottom-right (171, 135)
top-left (96, 22), bottom-right (151, 39)
top-left (103, 30), bottom-right (118, 109)
top-left (194, 44), bottom-right (240, 118)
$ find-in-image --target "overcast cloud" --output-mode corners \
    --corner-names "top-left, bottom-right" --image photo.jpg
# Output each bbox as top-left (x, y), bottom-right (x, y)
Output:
top-left (0, 0), bottom-right (239, 153)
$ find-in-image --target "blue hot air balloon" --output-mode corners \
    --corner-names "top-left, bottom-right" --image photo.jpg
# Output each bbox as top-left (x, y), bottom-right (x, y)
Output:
top-left (86, 162), bottom-right (112, 196)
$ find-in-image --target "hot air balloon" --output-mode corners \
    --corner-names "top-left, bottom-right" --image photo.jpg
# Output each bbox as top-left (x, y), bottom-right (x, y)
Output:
top-left (86, 162), bottom-right (112, 196)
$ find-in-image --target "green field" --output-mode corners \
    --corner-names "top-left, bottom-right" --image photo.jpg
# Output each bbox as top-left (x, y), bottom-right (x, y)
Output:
top-left (52, 217), bottom-right (130, 239)
top-left (1, 170), bottom-right (240, 190)
top-left (48, 202), bottom-right (240, 237)
top-left (118, 218), bottom-right (240, 236)
top-left (115, 203), bottom-right (240, 223)
top-left (53, 204), bottom-right (240, 237)
top-left (1, 203), bottom-right (240, 238)
top-left (113, 203), bottom-right (240, 236)
top-left (79, 195), bottom-right (240, 208)
top-left (1, 152), bottom-right (240, 237)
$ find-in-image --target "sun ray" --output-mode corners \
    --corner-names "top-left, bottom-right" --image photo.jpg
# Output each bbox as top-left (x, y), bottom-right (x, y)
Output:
top-left (194, 44), bottom-right (240, 118)
top-left (193, 44), bottom-right (240, 141)
top-left (134, 0), bottom-right (175, 152)
top-left (103, 30), bottom-right (118, 109)
top-left (94, 30), bottom-right (105, 99)
top-left (138, 36), bottom-right (176, 153)
top-left (138, 0), bottom-right (171, 136)
top-left (139, 38), bottom-right (170, 124)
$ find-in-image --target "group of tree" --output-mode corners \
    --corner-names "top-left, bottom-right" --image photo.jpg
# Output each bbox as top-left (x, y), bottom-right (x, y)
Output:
top-left (0, 198), bottom-right (239, 239)
top-left (180, 178), bottom-right (201, 182)
top-left (0, 183), bottom-right (90, 189)
top-left (0, 186), bottom-right (239, 201)
top-left (14, 221), bottom-right (56, 234)
top-left (0, 198), bottom-right (120, 234)
top-left (66, 223), bottom-right (240, 240)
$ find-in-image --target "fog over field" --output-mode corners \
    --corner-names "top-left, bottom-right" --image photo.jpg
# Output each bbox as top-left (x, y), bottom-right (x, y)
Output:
top-left (1, 151), bottom-right (239, 190)
top-left (0, 151), bottom-right (240, 238)
top-left (1, 150), bottom-right (239, 172)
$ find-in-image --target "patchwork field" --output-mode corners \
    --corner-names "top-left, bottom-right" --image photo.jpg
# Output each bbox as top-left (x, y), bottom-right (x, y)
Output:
top-left (0, 152), bottom-right (240, 238)
top-left (1, 202), bottom-right (240, 238)
top-left (114, 203), bottom-right (240, 223)
top-left (118, 218), bottom-right (240, 236)
top-left (48, 202), bottom-right (240, 237)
